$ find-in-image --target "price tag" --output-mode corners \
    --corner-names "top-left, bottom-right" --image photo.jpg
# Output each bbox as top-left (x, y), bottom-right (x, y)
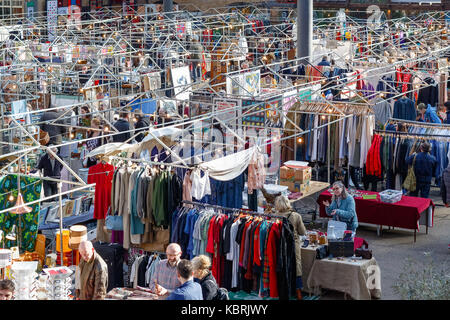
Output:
top-left (362, 194), bottom-right (377, 200)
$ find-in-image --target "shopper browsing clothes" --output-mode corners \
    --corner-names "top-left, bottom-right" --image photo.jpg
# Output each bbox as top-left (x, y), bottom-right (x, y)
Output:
top-left (322, 181), bottom-right (358, 233)
top-left (166, 259), bottom-right (203, 300)
top-left (191, 255), bottom-right (220, 300)
top-left (134, 109), bottom-right (150, 143)
top-left (0, 279), bottom-right (15, 300)
top-left (112, 112), bottom-right (131, 143)
top-left (406, 141), bottom-right (437, 199)
top-left (149, 243), bottom-right (182, 296)
top-left (76, 240), bottom-right (108, 300)
top-left (36, 145), bottom-right (63, 198)
top-left (274, 195), bottom-right (307, 300)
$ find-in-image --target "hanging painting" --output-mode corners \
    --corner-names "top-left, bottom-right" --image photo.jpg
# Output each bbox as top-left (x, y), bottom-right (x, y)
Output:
top-left (171, 66), bottom-right (192, 101)
top-left (242, 70), bottom-right (261, 97)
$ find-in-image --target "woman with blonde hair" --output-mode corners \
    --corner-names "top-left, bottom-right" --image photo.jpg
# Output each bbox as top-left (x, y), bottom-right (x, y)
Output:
top-left (274, 195), bottom-right (307, 300)
top-left (191, 255), bottom-right (219, 300)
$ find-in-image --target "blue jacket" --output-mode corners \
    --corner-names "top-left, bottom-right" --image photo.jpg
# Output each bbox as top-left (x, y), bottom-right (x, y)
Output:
top-left (393, 98), bottom-right (416, 121)
top-left (424, 105), bottom-right (442, 124)
top-left (406, 152), bottom-right (438, 184)
top-left (166, 279), bottom-right (203, 300)
top-left (318, 59), bottom-right (330, 66)
top-left (325, 195), bottom-right (358, 232)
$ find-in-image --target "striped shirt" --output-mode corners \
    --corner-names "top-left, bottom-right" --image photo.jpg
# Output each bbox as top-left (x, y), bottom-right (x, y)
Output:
top-left (149, 259), bottom-right (181, 293)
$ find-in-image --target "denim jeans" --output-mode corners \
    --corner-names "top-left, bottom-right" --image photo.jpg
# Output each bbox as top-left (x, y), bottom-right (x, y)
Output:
top-left (410, 182), bottom-right (431, 198)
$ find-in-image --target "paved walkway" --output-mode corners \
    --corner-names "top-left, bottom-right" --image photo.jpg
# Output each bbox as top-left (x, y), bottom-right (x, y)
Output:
top-left (319, 187), bottom-right (450, 300)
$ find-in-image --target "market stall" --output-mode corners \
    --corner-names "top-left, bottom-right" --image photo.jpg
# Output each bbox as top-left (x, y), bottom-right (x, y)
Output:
top-left (317, 189), bottom-right (434, 242)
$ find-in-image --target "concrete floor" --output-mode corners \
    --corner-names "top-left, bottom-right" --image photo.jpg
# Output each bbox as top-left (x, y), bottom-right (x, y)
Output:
top-left (318, 187), bottom-right (450, 300)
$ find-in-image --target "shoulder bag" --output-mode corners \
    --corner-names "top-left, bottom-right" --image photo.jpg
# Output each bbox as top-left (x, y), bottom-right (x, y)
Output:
top-left (105, 207), bottom-right (123, 231)
top-left (403, 154), bottom-right (417, 192)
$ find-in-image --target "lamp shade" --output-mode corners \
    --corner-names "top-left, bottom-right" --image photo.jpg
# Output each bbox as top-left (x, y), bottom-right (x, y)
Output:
top-left (9, 193), bottom-right (32, 215)
top-left (6, 225), bottom-right (16, 241)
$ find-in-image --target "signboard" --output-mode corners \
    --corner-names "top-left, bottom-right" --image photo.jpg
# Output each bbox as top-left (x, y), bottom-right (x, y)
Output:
top-left (213, 98), bottom-right (241, 126)
top-left (47, 0), bottom-right (58, 42)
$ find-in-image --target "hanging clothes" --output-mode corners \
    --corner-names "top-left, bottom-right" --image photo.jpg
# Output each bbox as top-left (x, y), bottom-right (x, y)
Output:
top-left (393, 97), bottom-right (416, 121)
top-left (88, 162), bottom-right (115, 220)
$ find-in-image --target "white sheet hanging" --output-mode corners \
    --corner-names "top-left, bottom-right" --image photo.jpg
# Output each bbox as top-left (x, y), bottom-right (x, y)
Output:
top-left (198, 146), bottom-right (257, 181)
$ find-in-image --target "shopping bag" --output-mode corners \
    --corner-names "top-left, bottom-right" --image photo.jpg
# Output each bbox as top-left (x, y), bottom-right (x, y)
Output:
top-left (403, 154), bottom-right (417, 192)
top-left (105, 215), bottom-right (123, 231)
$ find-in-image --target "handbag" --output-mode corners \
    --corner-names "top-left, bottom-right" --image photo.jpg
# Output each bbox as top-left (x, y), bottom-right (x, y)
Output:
top-left (403, 154), bottom-right (417, 192)
top-left (105, 207), bottom-right (123, 231)
top-left (39, 129), bottom-right (50, 145)
top-left (355, 243), bottom-right (372, 259)
top-left (315, 245), bottom-right (329, 259)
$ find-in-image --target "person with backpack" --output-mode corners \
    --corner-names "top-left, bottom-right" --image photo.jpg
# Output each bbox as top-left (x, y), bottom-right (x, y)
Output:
top-left (191, 255), bottom-right (229, 300)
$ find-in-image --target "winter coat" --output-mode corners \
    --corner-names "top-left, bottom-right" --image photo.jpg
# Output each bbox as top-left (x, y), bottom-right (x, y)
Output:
top-left (441, 167), bottom-right (450, 205)
top-left (406, 152), bottom-right (438, 184)
top-left (195, 271), bottom-right (218, 300)
top-left (275, 210), bottom-right (307, 276)
top-left (134, 117), bottom-right (150, 143)
top-left (112, 119), bottom-right (131, 142)
top-left (78, 251), bottom-right (108, 300)
top-left (393, 98), bottom-right (416, 121)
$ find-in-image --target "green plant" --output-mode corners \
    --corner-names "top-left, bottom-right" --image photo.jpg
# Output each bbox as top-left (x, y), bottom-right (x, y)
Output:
top-left (392, 256), bottom-right (450, 300)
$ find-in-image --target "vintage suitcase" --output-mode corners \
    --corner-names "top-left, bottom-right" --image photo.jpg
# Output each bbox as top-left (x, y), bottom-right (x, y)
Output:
top-left (328, 239), bottom-right (354, 257)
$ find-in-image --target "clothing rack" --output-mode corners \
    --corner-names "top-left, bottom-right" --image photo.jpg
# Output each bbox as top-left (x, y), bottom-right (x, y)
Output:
top-left (129, 246), bottom-right (166, 257)
top-left (374, 129), bottom-right (450, 139)
top-left (180, 200), bottom-right (287, 220)
top-left (389, 118), bottom-right (450, 128)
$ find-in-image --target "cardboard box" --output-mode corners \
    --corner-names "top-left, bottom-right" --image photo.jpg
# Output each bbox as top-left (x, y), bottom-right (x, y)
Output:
top-left (280, 179), bottom-right (311, 193)
top-left (280, 165), bottom-right (312, 183)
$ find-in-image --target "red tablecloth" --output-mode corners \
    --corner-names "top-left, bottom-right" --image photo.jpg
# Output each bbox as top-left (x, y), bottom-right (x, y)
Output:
top-left (317, 190), bottom-right (434, 231)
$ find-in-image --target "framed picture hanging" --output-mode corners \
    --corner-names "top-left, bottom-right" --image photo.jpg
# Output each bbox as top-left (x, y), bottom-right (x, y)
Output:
top-left (171, 66), bottom-right (192, 101)
top-left (213, 98), bottom-right (241, 128)
top-left (242, 70), bottom-right (261, 97)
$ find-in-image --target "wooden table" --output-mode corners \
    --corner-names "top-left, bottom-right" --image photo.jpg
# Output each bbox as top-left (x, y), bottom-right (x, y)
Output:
top-left (289, 181), bottom-right (330, 222)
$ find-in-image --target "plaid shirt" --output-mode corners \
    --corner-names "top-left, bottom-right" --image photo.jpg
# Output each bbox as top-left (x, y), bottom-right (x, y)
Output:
top-left (262, 222), bottom-right (274, 291)
top-left (149, 259), bottom-right (181, 293)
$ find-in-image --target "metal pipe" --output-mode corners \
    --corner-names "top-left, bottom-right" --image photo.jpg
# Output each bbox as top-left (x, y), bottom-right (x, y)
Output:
top-left (297, 0), bottom-right (313, 65)
top-left (58, 182), bottom-right (64, 267)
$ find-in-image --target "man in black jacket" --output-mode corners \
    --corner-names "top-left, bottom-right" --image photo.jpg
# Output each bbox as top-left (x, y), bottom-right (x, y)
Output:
top-left (36, 146), bottom-right (63, 198)
top-left (39, 106), bottom-right (67, 146)
top-left (133, 109), bottom-right (150, 143)
top-left (112, 112), bottom-right (131, 143)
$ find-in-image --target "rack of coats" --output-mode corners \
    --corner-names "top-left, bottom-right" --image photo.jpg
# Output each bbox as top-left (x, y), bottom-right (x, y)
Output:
top-left (126, 248), bottom-right (166, 288)
top-left (171, 200), bottom-right (297, 300)
top-left (108, 163), bottom-right (182, 250)
top-left (283, 103), bottom-right (375, 171)
top-left (367, 121), bottom-right (450, 189)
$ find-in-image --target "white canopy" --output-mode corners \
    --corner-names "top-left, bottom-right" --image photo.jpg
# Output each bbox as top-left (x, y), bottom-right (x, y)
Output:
top-left (86, 142), bottom-right (138, 157)
top-left (140, 126), bottom-right (183, 143)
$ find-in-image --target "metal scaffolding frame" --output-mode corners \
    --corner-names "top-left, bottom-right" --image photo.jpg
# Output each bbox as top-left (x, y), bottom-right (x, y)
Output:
top-left (0, 5), bottom-right (448, 215)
